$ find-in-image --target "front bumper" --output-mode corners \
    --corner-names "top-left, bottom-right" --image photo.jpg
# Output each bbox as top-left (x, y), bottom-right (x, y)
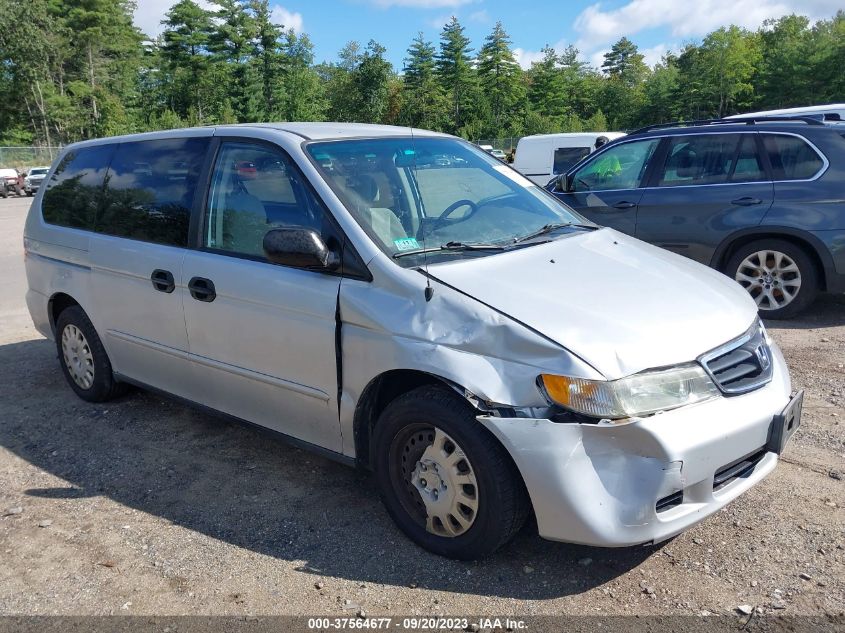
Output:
top-left (25, 182), bottom-right (41, 193)
top-left (480, 343), bottom-right (792, 547)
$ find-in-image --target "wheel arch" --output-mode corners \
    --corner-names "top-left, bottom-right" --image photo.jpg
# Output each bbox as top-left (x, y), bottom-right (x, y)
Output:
top-left (711, 227), bottom-right (832, 292)
top-left (353, 369), bottom-right (485, 470)
top-left (47, 292), bottom-right (82, 335)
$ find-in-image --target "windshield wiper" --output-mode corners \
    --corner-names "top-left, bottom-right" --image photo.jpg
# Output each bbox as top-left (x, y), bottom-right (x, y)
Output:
top-left (393, 241), bottom-right (504, 259)
top-left (511, 222), bottom-right (597, 245)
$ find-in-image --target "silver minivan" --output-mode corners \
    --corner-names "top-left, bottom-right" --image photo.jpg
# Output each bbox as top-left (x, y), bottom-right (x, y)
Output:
top-left (24, 123), bottom-right (802, 559)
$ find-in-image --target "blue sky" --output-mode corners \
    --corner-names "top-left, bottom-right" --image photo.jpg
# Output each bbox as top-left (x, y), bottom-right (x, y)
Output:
top-left (134, 0), bottom-right (842, 71)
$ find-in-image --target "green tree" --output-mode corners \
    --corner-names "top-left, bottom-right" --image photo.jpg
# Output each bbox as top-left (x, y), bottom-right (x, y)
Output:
top-left (401, 33), bottom-right (447, 129)
top-left (436, 16), bottom-right (475, 133)
top-left (209, 0), bottom-right (258, 121)
top-left (160, 0), bottom-right (217, 121)
top-left (696, 26), bottom-right (760, 116)
top-left (353, 40), bottom-right (392, 123)
top-left (476, 21), bottom-right (524, 135)
top-left (281, 31), bottom-right (326, 121)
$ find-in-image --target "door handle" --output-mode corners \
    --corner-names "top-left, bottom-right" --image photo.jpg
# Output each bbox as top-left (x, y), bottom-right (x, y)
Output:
top-left (611, 201), bottom-right (636, 209)
top-left (188, 277), bottom-right (216, 302)
top-left (731, 197), bottom-right (763, 206)
top-left (150, 269), bottom-right (175, 293)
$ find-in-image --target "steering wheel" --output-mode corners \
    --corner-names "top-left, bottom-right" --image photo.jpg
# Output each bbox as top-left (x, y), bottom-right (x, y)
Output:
top-left (432, 199), bottom-right (479, 227)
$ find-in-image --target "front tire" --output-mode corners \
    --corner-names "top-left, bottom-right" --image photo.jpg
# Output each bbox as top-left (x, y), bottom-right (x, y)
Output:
top-left (373, 385), bottom-right (529, 559)
top-left (55, 305), bottom-right (126, 402)
top-left (726, 238), bottom-right (819, 319)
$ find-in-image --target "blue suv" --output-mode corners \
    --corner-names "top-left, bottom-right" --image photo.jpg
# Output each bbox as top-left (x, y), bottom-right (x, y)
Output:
top-left (547, 117), bottom-right (845, 318)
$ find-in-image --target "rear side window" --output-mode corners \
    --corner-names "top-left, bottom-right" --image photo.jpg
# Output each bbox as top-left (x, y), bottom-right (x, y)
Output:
top-left (42, 145), bottom-right (114, 230)
top-left (657, 134), bottom-right (739, 187)
top-left (97, 137), bottom-right (209, 247)
top-left (730, 135), bottom-right (767, 183)
top-left (763, 134), bottom-right (824, 180)
top-left (552, 147), bottom-right (590, 174)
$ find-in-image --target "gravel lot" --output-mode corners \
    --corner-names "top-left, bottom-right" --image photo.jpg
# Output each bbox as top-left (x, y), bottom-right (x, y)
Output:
top-left (0, 194), bottom-right (842, 618)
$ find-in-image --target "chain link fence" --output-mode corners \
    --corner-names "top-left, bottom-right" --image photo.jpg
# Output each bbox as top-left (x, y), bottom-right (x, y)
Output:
top-left (473, 137), bottom-right (522, 152)
top-left (0, 147), bottom-right (62, 169)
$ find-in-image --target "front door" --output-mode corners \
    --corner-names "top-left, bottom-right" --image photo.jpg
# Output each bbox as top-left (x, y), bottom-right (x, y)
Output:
top-left (553, 138), bottom-right (661, 235)
top-left (181, 140), bottom-right (343, 451)
top-left (636, 133), bottom-right (774, 265)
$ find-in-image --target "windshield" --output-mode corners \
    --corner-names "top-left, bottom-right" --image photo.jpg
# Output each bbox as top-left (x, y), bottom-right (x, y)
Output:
top-left (29, 168), bottom-right (48, 176)
top-left (306, 137), bottom-right (588, 266)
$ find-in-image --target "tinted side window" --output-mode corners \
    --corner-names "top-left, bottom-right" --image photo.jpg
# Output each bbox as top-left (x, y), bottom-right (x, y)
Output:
top-left (730, 135), bottom-right (767, 183)
top-left (572, 139), bottom-right (659, 192)
top-left (42, 145), bottom-right (114, 229)
top-left (553, 146), bottom-right (590, 174)
top-left (205, 142), bottom-right (330, 260)
top-left (657, 134), bottom-right (738, 187)
top-left (97, 137), bottom-right (209, 247)
top-left (763, 134), bottom-right (824, 180)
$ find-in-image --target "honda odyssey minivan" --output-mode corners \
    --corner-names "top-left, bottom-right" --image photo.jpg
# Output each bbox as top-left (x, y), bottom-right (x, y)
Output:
top-left (24, 123), bottom-right (802, 559)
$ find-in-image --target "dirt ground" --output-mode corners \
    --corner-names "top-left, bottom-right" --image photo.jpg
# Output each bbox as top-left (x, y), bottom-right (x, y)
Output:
top-left (0, 194), bottom-right (842, 618)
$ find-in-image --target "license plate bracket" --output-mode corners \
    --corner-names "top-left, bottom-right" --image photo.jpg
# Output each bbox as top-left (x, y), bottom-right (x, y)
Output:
top-left (767, 390), bottom-right (803, 454)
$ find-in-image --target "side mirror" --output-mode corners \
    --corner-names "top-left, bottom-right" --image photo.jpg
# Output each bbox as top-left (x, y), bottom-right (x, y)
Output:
top-left (263, 227), bottom-right (340, 271)
top-left (554, 173), bottom-right (572, 193)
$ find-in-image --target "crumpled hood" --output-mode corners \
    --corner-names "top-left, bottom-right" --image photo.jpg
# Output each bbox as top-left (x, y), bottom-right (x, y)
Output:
top-left (428, 228), bottom-right (758, 379)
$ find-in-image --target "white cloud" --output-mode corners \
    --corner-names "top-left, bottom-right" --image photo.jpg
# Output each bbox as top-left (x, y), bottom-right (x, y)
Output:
top-left (427, 13), bottom-right (454, 29)
top-left (513, 48), bottom-right (546, 70)
top-left (371, 0), bottom-right (474, 7)
top-left (134, 0), bottom-right (212, 37)
top-left (133, 0), bottom-right (302, 37)
top-left (640, 43), bottom-right (671, 67)
top-left (468, 9), bottom-right (489, 23)
top-left (271, 5), bottom-right (304, 33)
top-left (573, 0), bottom-right (841, 51)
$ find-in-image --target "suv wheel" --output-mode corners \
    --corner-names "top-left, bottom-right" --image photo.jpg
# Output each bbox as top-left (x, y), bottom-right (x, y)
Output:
top-left (726, 238), bottom-right (818, 319)
top-left (55, 305), bottom-right (126, 402)
top-left (373, 385), bottom-right (529, 559)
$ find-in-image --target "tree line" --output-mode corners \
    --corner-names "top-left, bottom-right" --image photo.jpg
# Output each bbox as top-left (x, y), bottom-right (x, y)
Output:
top-left (0, 0), bottom-right (843, 148)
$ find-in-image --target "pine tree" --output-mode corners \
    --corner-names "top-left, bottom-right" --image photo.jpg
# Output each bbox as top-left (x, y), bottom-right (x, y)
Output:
top-left (161, 0), bottom-right (216, 121)
top-left (250, 0), bottom-right (283, 120)
top-left (401, 33), bottom-right (446, 129)
top-left (435, 16), bottom-right (475, 133)
top-left (209, 0), bottom-right (258, 121)
top-left (281, 31), bottom-right (325, 121)
top-left (477, 21), bottom-right (523, 135)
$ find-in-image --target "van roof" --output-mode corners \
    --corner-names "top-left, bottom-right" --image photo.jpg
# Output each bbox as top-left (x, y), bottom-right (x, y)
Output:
top-left (63, 122), bottom-right (451, 151)
top-left (517, 132), bottom-right (626, 142)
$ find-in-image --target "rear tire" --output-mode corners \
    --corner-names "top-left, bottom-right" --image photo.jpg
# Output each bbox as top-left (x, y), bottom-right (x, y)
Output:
top-left (55, 305), bottom-right (126, 402)
top-left (373, 385), bottom-right (529, 559)
top-left (726, 238), bottom-right (819, 319)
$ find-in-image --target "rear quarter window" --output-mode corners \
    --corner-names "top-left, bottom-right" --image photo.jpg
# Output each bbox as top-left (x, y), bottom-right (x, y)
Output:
top-left (763, 134), bottom-right (825, 180)
top-left (96, 137), bottom-right (209, 247)
top-left (42, 145), bottom-right (115, 230)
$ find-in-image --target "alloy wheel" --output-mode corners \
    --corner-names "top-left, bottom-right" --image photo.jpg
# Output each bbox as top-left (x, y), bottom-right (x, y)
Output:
top-left (735, 249), bottom-right (802, 311)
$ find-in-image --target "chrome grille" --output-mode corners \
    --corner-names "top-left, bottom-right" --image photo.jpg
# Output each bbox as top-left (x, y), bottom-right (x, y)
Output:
top-left (699, 322), bottom-right (773, 394)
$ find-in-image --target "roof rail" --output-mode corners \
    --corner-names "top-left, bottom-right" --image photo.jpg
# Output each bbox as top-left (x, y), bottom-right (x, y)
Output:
top-left (629, 115), bottom-right (825, 135)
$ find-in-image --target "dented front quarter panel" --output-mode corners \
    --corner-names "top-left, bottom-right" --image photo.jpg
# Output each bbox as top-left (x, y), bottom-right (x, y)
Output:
top-left (337, 260), bottom-right (603, 457)
top-left (479, 343), bottom-right (791, 546)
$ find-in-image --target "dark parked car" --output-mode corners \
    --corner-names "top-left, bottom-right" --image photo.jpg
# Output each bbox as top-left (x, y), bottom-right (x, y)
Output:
top-left (547, 117), bottom-right (845, 318)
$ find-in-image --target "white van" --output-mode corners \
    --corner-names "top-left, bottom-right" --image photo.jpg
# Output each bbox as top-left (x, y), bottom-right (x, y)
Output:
top-left (513, 132), bottom-right (626, 185)
top-left (25, 123), bottom-right (799, 559)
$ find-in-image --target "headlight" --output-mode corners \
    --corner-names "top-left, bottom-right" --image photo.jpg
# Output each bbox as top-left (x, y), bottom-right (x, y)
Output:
top-left (539, 363), bottom-right (720, 419)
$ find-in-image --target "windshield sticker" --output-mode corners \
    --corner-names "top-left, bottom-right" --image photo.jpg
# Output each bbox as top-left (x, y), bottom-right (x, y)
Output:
top-left (493, 164), bottom-right (535, 188)
top-left (394, 237), bottom-right (421, 251)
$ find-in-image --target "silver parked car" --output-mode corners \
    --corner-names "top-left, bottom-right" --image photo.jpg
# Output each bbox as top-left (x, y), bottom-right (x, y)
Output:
top-left (24, 123), bottom-right (801, 559)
